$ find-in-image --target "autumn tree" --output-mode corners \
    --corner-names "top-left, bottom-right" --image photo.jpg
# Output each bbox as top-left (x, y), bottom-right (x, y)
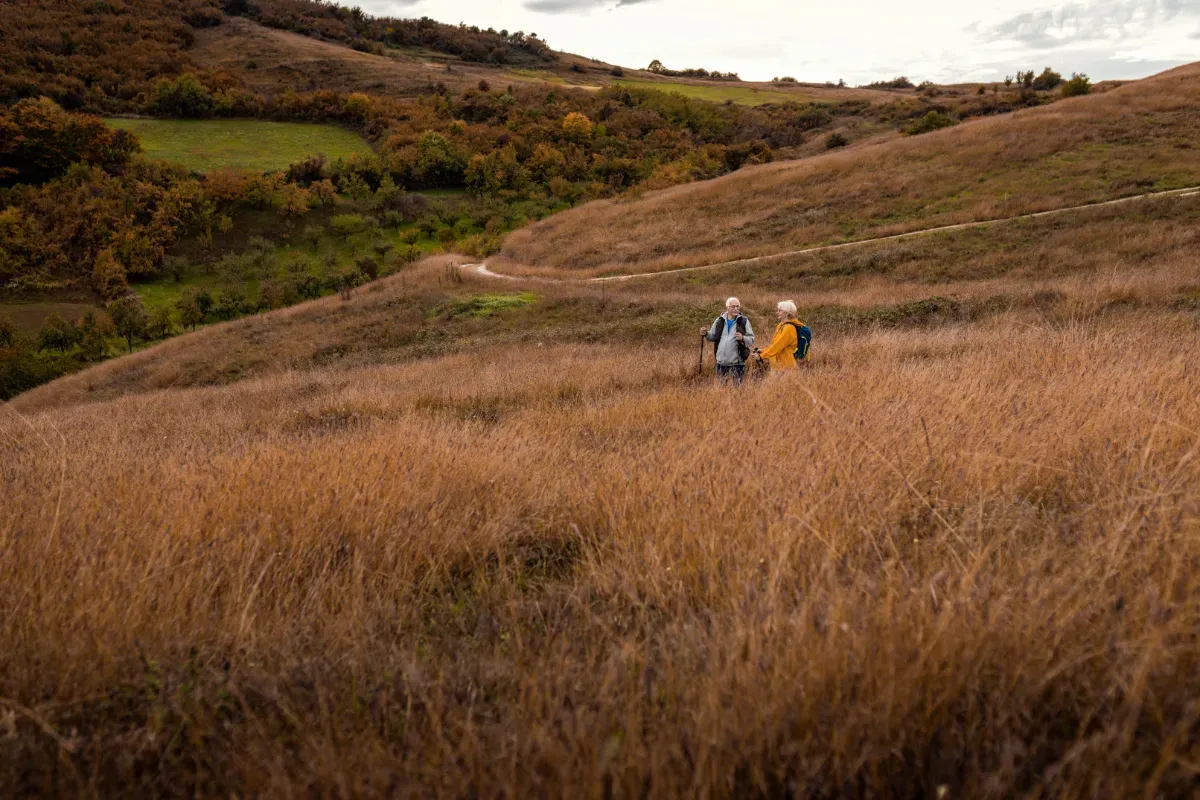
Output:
top-left (92, 249), bottom-right (129, 300)
top-left (310, 178), bottom-right (338, 207)
top-left (108, 295), bottom-right (149, 354)
top-left (279, 182), bottom-right (313, 218)
top-left (0, 98), bottom-right (140, 186)
top-left (562, 112), bottom-right (594, 143)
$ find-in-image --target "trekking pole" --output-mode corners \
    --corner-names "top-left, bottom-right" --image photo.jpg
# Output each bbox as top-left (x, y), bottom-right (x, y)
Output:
top-left (698, 333), bottom-right (705, 377)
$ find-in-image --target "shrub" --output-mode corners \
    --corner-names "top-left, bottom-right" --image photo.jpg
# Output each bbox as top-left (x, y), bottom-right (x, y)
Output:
top-left (1032, 67), bottom-right (1063, 91)
top-left (357, 257), bottom-right (380, 281)
top-left (285, 155), bottom-right (327, 186)
top-left (151, 74), bottom-right (215, 118)
top-left (37, 313), bottom-right (81, 354)
top-left (1062, 73), bottom-right (1091, 97)
top-left (562, 112), bottom-right (594, 142)
top-left (825, 132), bottom-right (848, 150)
top-left (904, 111), bottom-right (957, 136)
top-left (478, 79), bottom-right (490, 92)
top-left (0, 313), bottom-right (15, 348)
top-left (610, 66), bottom-right (624, 77)
top-left (866, 76), bottom-right (914, 90)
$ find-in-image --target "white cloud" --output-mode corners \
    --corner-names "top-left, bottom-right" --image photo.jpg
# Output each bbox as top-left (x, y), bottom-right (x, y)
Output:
top-left (355, 0), bottom-right (1199, 83)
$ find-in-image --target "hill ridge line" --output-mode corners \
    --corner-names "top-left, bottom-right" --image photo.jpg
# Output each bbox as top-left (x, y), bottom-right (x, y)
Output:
top-left (466, 185), bottom-right (1200, 283)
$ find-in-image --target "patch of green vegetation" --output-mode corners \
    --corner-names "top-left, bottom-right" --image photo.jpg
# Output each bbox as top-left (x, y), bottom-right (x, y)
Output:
top-left (612, 80), bottom-right (805, 107)
top-left (511, 69), bottom-right (566, 84)
top-left (102, 118), bottom-right (374, 173)
top-left (439, 292), bottom-right (538, 319)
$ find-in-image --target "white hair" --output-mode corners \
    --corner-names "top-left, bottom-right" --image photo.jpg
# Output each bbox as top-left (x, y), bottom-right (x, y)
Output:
top-left (725, 297), bottom-right (741, 308)
top-left (777, 300), bottom-right (797, 316)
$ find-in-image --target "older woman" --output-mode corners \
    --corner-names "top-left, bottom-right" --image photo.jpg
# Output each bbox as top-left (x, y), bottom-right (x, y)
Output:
top-left (753, 300), bottom-right (809, 371)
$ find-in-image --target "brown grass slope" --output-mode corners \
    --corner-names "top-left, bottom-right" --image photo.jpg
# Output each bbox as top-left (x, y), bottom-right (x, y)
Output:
top-left (500, 62), bottom-right (1200, 276)
top-left (191, 17), bottom-right (561, 97)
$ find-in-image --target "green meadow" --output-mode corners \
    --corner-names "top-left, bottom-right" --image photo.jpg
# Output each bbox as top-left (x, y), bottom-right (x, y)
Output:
top-left (102, 118), bottom-right (374, 172)
top-left (612, 79), bottom-right (808, 106)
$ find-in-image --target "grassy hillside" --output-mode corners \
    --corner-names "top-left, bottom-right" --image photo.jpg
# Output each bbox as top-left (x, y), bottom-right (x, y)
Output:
top-left (103, 118), bottom-right (372, 172)
top-left (500, 63), bottom-right (1200, 276)
top-left (190, 17), bottom-right (574, 98)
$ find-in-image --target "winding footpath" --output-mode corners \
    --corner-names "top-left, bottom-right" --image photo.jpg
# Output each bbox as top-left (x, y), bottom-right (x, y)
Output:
top-left (463, 185), bottom-right (1200, 284)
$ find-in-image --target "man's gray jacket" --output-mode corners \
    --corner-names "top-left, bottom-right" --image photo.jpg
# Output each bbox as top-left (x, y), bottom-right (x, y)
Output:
top-left (705, 314), bottom-right (755, 366)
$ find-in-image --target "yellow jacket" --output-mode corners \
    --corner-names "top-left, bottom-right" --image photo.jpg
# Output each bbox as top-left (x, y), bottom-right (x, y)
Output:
top-left (757, 318), bottom-right (805, 371)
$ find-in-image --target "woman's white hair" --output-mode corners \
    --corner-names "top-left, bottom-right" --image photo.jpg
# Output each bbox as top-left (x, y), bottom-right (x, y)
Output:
top-left (777, 300), bottom-right (797, 316)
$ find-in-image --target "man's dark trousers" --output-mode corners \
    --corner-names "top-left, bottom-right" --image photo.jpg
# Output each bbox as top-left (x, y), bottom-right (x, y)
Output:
top-left (716, 364), bottom-right (745, 384)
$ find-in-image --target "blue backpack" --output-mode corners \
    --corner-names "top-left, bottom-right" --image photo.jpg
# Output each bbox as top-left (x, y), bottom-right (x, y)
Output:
top-left (790, 322), bottom-right (812, 362)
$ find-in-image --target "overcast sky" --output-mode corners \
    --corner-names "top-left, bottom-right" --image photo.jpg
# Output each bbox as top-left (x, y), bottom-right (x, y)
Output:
top-left (354, 0), bottom-right (1198, 84)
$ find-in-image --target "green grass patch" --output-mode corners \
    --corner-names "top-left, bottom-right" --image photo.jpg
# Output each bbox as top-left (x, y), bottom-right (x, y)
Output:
top-left (439, 292), bottom-right (538, 319)
top-left (103, 118), bottom-right (374, 173)
top-left (612, 80), bottom-right (805, 107)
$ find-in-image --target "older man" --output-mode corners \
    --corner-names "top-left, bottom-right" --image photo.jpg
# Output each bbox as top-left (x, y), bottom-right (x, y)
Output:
top-left (700, 297), bottom-right (755, 383)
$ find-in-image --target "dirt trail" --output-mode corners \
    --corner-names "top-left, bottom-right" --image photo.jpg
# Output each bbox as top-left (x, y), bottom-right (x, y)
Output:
top-left (464, 185), bottom-right (1200, 284)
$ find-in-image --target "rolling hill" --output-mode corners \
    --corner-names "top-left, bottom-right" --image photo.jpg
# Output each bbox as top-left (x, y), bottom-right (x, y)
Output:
top-left (497, 62), bottom-right (1200, 276)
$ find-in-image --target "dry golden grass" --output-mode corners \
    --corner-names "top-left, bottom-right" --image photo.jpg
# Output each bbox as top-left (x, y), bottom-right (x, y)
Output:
top-left (501, 63), bottom-right (1200, 276)
top-left (3, 304), bottom-right (1199, 794)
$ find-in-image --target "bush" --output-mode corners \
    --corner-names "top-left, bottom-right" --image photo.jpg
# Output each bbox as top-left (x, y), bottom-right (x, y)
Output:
top-left (38, 313), bottom-right (81, 354)
top-left (904, 111), bottom-right (957, 136)
top-left (357, 257), bottom-right (380, 281)
top-left (825, 133), bottom-right (848, 150)
top-left (866, 76), bottom-right (914, 90)
top-left (0, 313), bottom-right (15, 348)
top-left (1062, 73), bottom-right (1091, 97)
top-left (610, 67), bottom-right (624, 77)
top-left (1031, 67), bottom-right (1063, 91)
top-left (151, 74), bottom-right (215, 118)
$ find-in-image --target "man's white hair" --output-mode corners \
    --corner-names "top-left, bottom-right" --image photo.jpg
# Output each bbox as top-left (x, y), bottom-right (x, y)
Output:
top-left (725, 297), bottom-right (741, 308)
top-left (777, 300), bottom-right (797, 316)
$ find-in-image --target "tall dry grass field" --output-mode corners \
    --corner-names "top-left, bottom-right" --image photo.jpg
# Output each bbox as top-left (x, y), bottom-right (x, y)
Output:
top-left (501, 63), bottom-right (1200, 276)
top-left (3, 307), bottom-right (1199, 795)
